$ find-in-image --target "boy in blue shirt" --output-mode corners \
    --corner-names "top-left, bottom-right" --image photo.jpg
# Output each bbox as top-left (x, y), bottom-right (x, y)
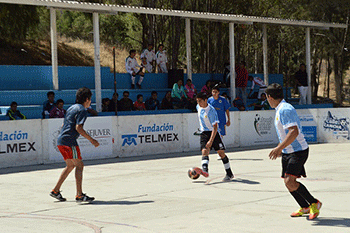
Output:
top-left (196, 92), bottom-right (234, 181)
top-left (266, 83), bottom-right (321, 220)
top-left (50, 87), bottom-right (100, 203)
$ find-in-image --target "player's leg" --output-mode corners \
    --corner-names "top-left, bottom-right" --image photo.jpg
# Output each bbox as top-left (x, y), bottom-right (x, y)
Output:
top-left (218, 150), bottom-right (234, 181)
top-left (130, 72), bottom-right (136, 89)
top-left (73, 158), bottom-right (84, 196)
top-left (200, 132), bottom-right (210, 174)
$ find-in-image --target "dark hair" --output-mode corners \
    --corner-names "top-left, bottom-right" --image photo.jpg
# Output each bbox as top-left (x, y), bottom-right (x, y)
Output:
top-left (248, 75), bottom-right (254, 80)
top-left (123, 91), bottom-right (130, 95)
top-left (240, 61), bottom-right (246, 66)
top-left (10, 101), bottom-right (17, 107)
top-left (56, 99), bottom-right (64, 105)
top-left (113, 92), bottom-right (118, 97)
top-left (196, 92), bottom-right (207, 100)
top-left (129, 49), bottom-right (136, 55)
top-left (158, 44), bottom-right (164, 49)
top-left (265, 83), bottom-right (283, 100)
top-left (151, 91), bottom-right (158, 95)
top-left (47, 91), bottom-right (55, 97)
top-left (76, 87), bottom-right (92, 104)
top-left (186, 79), bottom-right (192, 83)
top-left (148, 43), bottom-right (154, 46)
top-left (137, 94), bottom-right (143, 100)
top-left (102, 98), bottom-right (110, 104)
top-left (212, 84), bottom-right (220, 92)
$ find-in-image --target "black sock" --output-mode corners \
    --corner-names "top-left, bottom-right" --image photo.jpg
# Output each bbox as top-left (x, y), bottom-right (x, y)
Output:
top-left (202, 156), bottom-right (209, 173)
top-left (296, 183), bottom-right (318, 204)
top-left (221, 155), bottom-right (233, 177)
top-left (290, 191), bottom-right (309, 208)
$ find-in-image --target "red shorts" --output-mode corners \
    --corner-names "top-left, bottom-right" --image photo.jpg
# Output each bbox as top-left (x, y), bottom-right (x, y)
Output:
top-left (57, 145), bottom-right (82, 160)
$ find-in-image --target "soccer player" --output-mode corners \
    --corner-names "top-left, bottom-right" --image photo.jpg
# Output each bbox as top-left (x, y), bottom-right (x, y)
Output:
top-left (125, 50), bottom-right (145, 89)
top-left (141, 43), bottom-right (156, 73)
top-left (207, 85), bottom-right (231, 136)
top-left (265, 83), bottom-right (322, 220)
top-left (156, 44), bottom-right (168, 73)
top-left (196, 92), bottom-right (234, 181)
top-left (50, 87), bottom-right (100, 203)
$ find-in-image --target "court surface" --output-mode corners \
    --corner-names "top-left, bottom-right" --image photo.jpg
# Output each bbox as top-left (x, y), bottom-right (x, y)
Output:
top-left (0, 143), bottom-right (349, 233)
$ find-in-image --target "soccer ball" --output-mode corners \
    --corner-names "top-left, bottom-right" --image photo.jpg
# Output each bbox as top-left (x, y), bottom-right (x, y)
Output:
top-left (188, 167), bottom-right (201, 180)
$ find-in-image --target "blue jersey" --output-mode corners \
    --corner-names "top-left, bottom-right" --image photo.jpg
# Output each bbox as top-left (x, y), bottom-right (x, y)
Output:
top-left (274, 100), bottom-right (308, 154)
top-left (196, 104), bottom-right (219, 132)
top-left (57, 104), bottom-right (88, 146)
top-left (208, 96), bottom-right (230, 135)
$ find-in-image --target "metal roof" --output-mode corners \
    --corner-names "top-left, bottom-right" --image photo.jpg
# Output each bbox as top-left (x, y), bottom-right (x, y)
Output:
top-left (0, 0), bottom-right (347, 29)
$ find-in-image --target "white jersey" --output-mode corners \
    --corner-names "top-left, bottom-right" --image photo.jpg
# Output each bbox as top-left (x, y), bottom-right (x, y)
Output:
top-left (196, 104), bottom-right (219, 132)
top-left (251, 76), bottom-right (267, 89)
top-left (125, 56), bottom-right (141, 74)
top-left (156, 51), bottom-right (168, 65)
top-left (274, 100), bottom-right (308, 154)
top-left (141, 49), bottom-right (156, 64)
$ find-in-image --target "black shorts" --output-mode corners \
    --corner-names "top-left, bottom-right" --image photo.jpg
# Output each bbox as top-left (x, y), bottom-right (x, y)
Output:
top-left (281, 148), bottom-right (309, 178)
top-left (200, 131), bottom-right (225, 151)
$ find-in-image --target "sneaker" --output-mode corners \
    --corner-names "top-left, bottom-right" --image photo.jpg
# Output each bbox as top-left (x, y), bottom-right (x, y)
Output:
top-left (50, 190), bottom-right (66, 201)
top-left (136, 83), bottom-right (141, 89)
top-left (290, 207), bottom-right (310, 217)
top-left (76, 193), bottom-right (95, 203)
top-left (131, 84), bottom-right (135, 89)
top-left (201, 170), bottom-right (209, 178)
top-left (309, 200), bottom-right (322, 220)
top-left (222, 174), bottom-right (234, 182)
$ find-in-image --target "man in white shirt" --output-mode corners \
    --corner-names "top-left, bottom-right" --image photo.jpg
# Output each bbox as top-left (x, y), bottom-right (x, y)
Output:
top-left (141, 44), bottom-right (156, 73)
top-left (156, 44), bottom-right (168, 73)
top-left (248, 76), bottom-right (267, 99)
top-left (125, 50), bottom-right (145, 89)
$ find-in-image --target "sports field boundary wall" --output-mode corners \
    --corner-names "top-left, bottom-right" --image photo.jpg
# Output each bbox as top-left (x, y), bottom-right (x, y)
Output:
top-left (0, 108), bottom-right (348, 169)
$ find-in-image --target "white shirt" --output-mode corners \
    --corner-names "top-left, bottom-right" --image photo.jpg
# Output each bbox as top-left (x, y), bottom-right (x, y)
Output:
top-left (125, 56), bottom-right (141, 74)
top-left (156, 51), bottom-right (168, 65)
top-left (196, 104), bottom-right (219, 132)
top-left (141, 49), bottom-right (156, 64)
top-left (251, 77), bottom-right (267, 90)
top-left (274, 99), bottom-right (308, 154)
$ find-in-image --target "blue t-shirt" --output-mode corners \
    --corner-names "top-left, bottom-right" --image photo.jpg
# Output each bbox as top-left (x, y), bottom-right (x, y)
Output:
top-left (57, 104), bottom-right (88, 146)
top-left (208, 96), bottom-right (230, 127)
top-left (196, 104), bottom-right (219, 132)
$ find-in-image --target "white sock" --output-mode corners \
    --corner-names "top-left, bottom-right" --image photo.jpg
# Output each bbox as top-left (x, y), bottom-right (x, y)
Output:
top-left (138, 76), bottom-right (144, 85)
top-left (131, 76), bottom-right (136, 84)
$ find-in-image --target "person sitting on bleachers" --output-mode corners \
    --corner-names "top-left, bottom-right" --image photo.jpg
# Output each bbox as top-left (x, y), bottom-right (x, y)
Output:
top-left (49, 99), bottom-right (66, 118)
top-left (248, 93), bottom-right (270, 110)
top-left (248, 75), bottom-right (267, 99)
top-left (161, 91), bottom-right (174, 110)
top-left (108, 93), bottom-right (119, 114)
top-left (42, 91), bottom-right (55, 119)
top-left (119, 91), bottom-right (134, 111)
top-left (233, 97), bottom-right (246, 111)
top-left (134, 94), bottom-right (146, 111)
top-left (145, 91), bottom-right (160, 110)
top-left (201, 80), bottom-right (212, 97)
top-left (171, 79), bottom-right (188, 109)
top-left (185, 79), bottom-right (197, 111)
top-left (102, 98), bottom-right (111, 112)
top-left (7, 102), bottom-right (26, 120)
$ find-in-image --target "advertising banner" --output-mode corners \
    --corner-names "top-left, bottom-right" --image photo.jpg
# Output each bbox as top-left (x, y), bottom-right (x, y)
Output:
top-left (318, 108), bottom-right (350, 143)
top-left (48, 117), bottom-right (114, 162)
top-left (116, 114), bottom-right (183, 157)
top-left (0, 120), bottom-right (42, 168)
top-left (239, 110), bottom-right (278, 147)
top-left (296, 109), bottom-right (318, 143)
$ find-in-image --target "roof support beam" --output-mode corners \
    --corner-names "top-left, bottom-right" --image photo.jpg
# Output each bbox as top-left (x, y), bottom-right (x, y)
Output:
top-left (306, 27), bottom-right (312, 104)
top-left (229, 23), bottom-right (236, 100)
top-left (50, 8), bottom-right (59, 90)
top-left (262, 24), bottom-right (269, 86)
top-left (185, 18), bottom-right (192, 81)
top-left (93, 12), bottom-right (102, 112)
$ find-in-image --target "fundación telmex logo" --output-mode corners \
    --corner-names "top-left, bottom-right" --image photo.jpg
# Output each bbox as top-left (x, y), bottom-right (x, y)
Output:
top-left (121, 123), bottom-right (179, 147)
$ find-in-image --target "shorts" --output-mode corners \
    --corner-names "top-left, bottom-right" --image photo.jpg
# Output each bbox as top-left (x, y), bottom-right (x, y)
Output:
top-left (57, 145), bottom-right (82, 160)
top-left (200, 131), bottom-right (225, 151)
top-left (218, 123), bottom-right (226, 136)
top-left (281, 148), bottom-right (309, 178)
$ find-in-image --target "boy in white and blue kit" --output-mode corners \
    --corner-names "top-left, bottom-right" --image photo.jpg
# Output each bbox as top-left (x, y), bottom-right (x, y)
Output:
top-left (196, 92), bottom-right (234, 181)
top-left (266, 83), bottom-right (322, 220)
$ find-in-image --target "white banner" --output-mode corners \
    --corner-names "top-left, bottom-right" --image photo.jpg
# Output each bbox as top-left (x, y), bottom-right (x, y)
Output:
top-left (0, 120), bottom-right (42, 167)
top-left (48, 117), bottom-right (114, 162)
top-left (116, 114), bottom-right (183, 157)
top-left (239, 110), bottom-right (278, 147)
top-left (297, 109), bottom-right (318, 143)
top-left (318, 108), bottom-right (350, 143)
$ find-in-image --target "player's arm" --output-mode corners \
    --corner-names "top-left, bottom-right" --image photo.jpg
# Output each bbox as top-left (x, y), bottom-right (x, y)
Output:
top-left (269, 125), bottom-right (299, 160)
top-left (225, 109), bottom-right (231, 126)
top-left (206, 123), bottom-right (218, 149)
top-left (76, 124), bottom-right (100, 147)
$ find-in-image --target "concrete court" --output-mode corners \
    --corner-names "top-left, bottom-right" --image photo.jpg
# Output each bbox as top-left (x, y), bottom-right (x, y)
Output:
top-left (0, 143), bottom-right (349, 233)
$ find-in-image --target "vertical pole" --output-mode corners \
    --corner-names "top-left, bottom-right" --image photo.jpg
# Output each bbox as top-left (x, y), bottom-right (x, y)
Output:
top-left (50, 8), bottom-right (59, 90)
top-left (306, 27), bottom-right (312, 104)
top-left (185, 18), bottom-right (192, 81)
top-left (262, 24), bottom-right (269, 86)
top-left (93, 12), bottom-right (102, 112)
top-left (229, 23), bottom-right (236, 100)
top-left (113, 46), bottom-right (116, 94)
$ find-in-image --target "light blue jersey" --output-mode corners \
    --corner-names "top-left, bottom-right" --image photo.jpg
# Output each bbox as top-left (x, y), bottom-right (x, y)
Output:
top-left (208, 96), bottom-right (230, 135)
top-left (197, 104), bottom-right (219, 132)
top-left (274, 100), bottom-right (308, 154)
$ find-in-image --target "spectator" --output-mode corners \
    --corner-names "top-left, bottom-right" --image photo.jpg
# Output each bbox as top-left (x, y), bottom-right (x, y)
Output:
top-left (185, 79), bottom-right (197, 111)
top-left (222, 92), bottom-right (231, 105)
top-left (42, 91), bottom-right (55, 119)
top-left (233, 97), bottom-right (246, 111)
top-left (119, 91), bottom-right (134, 111)
top-left (87, 106), bottom-right (98, 116)
top-left (108, 93), bottom-right (119, 114)
top-left (295, 63), bottom-right (308, 105)
top-left (201, 80), bottom-right (212, 97)
top-left (161, 91), bottom-right (174, 110)
top-left (248, 93), bottom-right (270, 110)
top-left (171, 79), bottom-right (188, 109)
top-left (145, 91), bottom-right (160, 110)
top-left (134, 94), bottom-right (146, 111)
top-left (235, 61), bottom-right (248, 108)
top-left (102, 98), bottom-right (110, 112)
top-left (7, 102), bottom-right (26, 120)
top-left (248, 75), bottom-right (267, 99)
top-left (156, 44), bottom-right (168, 73)
top-left (49, 99), bottom-right (66, 118)
top-left (141, 43), bottom-right (156, 73)
top-left (125, 49), bottom-right (145, 89)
